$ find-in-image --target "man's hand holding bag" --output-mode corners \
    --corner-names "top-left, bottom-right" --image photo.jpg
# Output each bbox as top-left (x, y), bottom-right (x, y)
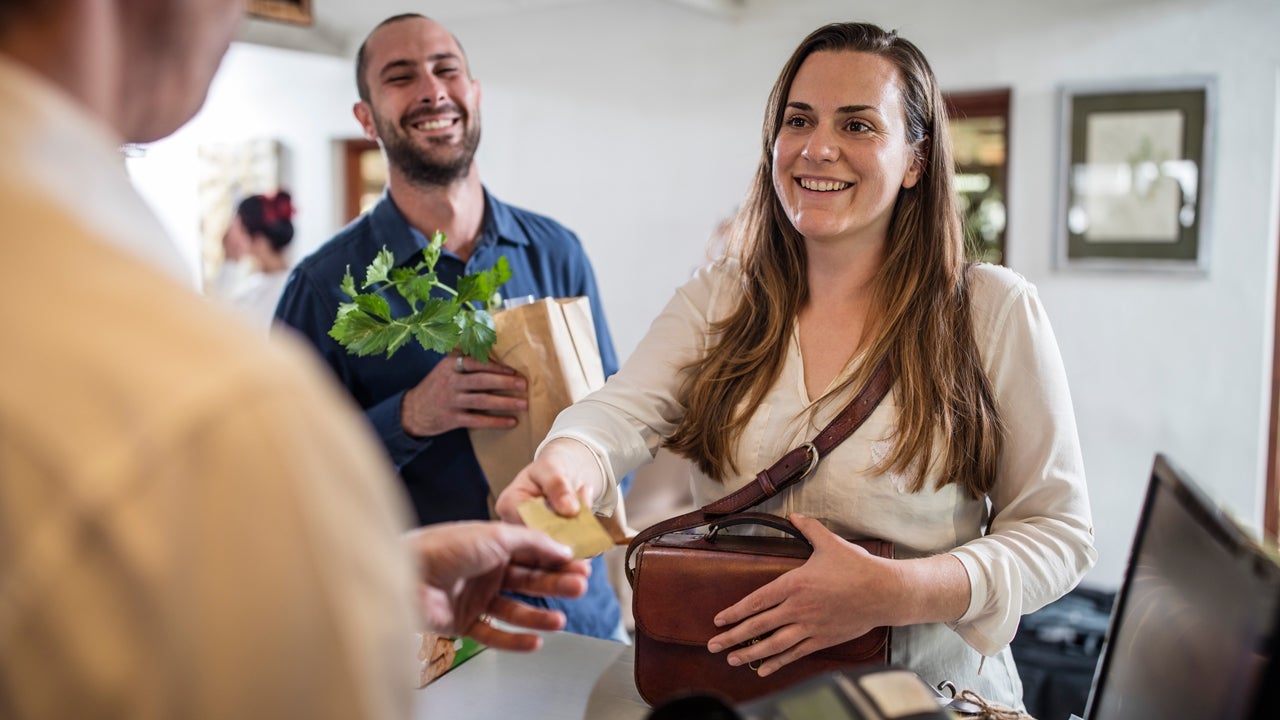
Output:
top-left (469, 297), bottom-right (606, 517)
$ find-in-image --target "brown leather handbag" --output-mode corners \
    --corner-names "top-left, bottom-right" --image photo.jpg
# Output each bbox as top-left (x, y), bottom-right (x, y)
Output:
top-left (625, 358), bottom-right (895, 706)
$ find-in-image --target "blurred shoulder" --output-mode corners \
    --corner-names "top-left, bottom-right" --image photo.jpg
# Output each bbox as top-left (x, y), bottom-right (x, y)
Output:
top-left (691, 255), bottom-right (743, 287)
top-left (968, 262), bottom-right (1034, 296)
top-left (672, 256), bottom-right (744, 321)
top-left (965, 263), bottom-right (1059, 349)
top-left (967, 262), bottom-right (1040, 314)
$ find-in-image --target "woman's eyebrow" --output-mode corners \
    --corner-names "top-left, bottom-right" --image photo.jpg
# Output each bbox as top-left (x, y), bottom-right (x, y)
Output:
top-left (785, 101), bottom-right (879, 114)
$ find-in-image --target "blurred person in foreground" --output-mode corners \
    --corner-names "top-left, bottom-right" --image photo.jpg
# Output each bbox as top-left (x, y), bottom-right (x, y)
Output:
top-left (498, 22), bottom-right (1096, 708)
top-left (0, 1), bottom-right (586, 718)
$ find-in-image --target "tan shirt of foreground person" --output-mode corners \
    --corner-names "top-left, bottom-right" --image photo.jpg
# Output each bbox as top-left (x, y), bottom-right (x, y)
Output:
top-left (0, 56), bottom-right (417, 719)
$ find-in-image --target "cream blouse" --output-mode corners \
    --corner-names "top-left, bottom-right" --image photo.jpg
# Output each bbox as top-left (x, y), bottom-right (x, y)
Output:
top-left (544, 259), bottom-right (1097, 704)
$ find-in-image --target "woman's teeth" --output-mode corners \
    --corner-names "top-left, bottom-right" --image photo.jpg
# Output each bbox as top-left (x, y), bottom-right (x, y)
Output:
top-left (799, 179), bottom-right (851, 192)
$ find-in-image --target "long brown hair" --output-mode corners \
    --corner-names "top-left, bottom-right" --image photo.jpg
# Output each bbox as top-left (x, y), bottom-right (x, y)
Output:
top-left (665, 22), bottom-right (1001, 497)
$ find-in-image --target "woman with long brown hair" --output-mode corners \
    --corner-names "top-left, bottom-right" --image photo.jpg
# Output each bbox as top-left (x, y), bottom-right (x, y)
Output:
top-left (497, 21), bottom-right (1095, 705)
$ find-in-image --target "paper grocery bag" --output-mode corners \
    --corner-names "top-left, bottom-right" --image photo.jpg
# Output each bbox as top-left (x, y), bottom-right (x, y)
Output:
top-left (470, 297), bottom-right (606, 518)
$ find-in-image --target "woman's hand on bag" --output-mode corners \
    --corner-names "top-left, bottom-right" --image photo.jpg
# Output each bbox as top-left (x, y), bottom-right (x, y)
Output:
top-left (705, 513), bottom-right (903, 677)
top-left (401, 353), bottom-right (528, 438)
top-left (495, 438), bottom-right (604, 522)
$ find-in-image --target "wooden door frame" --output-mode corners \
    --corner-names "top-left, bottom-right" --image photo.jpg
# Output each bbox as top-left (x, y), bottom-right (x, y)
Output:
top-left (943, 88), bottom-right (1012, 266)
top-left (341, 138), bottom-right (380, 223)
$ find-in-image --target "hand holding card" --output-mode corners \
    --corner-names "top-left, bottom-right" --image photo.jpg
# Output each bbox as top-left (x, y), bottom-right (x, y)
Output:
top-left (516, 498), bottom-right (615, 559)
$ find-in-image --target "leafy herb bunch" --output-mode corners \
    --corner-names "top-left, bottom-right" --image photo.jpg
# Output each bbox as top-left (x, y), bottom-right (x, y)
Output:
top-left (328, 230), bottom-right (512, 361)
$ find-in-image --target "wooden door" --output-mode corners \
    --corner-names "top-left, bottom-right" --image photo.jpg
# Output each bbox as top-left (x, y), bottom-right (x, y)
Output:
top-left (341, 139), bottom-right (384, 223)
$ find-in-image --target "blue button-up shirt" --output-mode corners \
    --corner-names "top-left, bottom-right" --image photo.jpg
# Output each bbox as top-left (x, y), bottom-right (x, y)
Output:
top-left (275, 188), bottom-right (623, 639)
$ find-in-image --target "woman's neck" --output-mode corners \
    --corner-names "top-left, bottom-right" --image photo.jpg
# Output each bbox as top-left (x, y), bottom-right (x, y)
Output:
top-left (804, 235), bottom-right (885, 308)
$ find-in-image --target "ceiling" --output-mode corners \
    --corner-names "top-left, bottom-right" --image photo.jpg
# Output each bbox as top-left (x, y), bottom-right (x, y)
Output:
top-left (239, 0), bottom-right (1173, 58)
top-left (240, 0), bottom-right (747, 57)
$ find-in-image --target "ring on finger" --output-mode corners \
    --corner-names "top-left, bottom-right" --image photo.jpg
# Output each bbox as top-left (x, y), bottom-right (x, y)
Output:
top-left (455, 356), bottom-right (466, 373)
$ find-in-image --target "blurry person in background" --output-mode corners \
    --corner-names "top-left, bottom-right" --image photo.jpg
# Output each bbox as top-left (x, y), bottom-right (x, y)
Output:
top-left (214, 190), bottom-right (296, 332)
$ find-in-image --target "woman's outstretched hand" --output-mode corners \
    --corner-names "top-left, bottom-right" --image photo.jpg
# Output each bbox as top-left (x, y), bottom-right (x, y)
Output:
top-left (495, 438), bottom-right (605, 522)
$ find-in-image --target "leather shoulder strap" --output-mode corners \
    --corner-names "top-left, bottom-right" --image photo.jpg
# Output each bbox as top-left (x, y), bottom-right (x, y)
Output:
top-left (701, 355), bottom-right (893, 516)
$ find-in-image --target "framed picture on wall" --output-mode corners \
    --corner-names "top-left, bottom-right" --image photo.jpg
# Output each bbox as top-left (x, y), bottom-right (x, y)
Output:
top-left (1056, 77), bottom-right (1214, 272)
top-left (247, 0), bottom-right (313, 26)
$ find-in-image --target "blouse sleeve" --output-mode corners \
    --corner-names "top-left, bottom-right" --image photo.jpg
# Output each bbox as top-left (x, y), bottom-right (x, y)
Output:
top-left (948, 270), bottom-right (1098, 655)
top-left (538, 261), bottom-right (736, 514)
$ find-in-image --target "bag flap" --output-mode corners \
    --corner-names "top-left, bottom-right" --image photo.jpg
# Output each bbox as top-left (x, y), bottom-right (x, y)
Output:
top-left (631, 537), bottom-right (888, 662)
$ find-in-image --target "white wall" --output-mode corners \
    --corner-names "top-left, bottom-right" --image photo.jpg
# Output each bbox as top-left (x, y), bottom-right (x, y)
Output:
top-left (133, 0), bottom-right (1280, 590)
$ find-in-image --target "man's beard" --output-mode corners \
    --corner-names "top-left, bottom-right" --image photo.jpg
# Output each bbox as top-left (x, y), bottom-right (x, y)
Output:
top-left (376, 107), bottom-right (481, 188)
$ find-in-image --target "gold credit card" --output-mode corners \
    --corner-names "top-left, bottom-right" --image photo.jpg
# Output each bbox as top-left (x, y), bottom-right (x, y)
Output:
top-left (516, 498), bottom-right (615, 559)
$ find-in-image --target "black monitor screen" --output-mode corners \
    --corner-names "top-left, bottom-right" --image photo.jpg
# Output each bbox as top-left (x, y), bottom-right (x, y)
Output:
top-left (1086, 455), bottom-right (1280, 720)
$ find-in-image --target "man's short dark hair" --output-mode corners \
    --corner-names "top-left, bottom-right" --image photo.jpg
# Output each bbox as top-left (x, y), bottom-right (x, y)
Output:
top-left (354, 13), bottom-right (470, 104)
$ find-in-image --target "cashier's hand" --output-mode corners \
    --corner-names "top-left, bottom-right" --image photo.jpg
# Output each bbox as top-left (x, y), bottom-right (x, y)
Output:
top-left (401, 353), bottom-right (527, 437)
top-left (495, 438), bottom-right (605, 522)
top-left (406, 521), bottom-right (591, 652)
top-left (705, 514), bottom-right (901, 677)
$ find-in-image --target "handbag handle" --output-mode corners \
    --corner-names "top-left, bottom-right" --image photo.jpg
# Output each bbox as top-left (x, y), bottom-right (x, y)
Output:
top-left (707, 512), bottom-right (812, 549)
top-left (625, 356), bottom-right (894, 585)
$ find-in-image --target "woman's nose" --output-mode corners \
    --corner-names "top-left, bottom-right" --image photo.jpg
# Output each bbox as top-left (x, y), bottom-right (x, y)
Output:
top-left (801, 123), bottom-right (839, 162)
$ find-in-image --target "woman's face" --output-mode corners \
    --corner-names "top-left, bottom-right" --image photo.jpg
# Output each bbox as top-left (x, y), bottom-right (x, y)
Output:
top-left (771, 50), bottom-right (922, 248)
top-left (221, 215), bottom-right (252, 261)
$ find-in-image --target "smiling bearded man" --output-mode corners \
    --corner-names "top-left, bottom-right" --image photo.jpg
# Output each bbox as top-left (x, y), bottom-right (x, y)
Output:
top-left (274, 13), bottom-right (632, 644)
top-left (363, 56), bottom-right (481, 187)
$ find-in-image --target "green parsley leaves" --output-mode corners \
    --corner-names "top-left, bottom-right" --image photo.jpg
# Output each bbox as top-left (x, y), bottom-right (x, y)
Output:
top-left (328, 230), bottom-right (512, 360)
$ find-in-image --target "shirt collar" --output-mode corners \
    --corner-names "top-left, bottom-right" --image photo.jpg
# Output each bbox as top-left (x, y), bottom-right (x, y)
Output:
top-left (480, 188), bottom-right (531, 249)
top-left (369, 186), bottom-right (530, 265)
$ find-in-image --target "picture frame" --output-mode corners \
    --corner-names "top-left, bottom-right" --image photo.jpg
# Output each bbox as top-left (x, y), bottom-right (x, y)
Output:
top-left (247, 0), bottom-right (313, 26)
top-left (1056, 77), bottom-right (1215, 272)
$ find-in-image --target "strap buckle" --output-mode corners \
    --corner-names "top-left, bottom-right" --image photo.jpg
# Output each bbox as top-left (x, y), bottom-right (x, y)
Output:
top-left (797, 441), bottom-right (821, 482)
